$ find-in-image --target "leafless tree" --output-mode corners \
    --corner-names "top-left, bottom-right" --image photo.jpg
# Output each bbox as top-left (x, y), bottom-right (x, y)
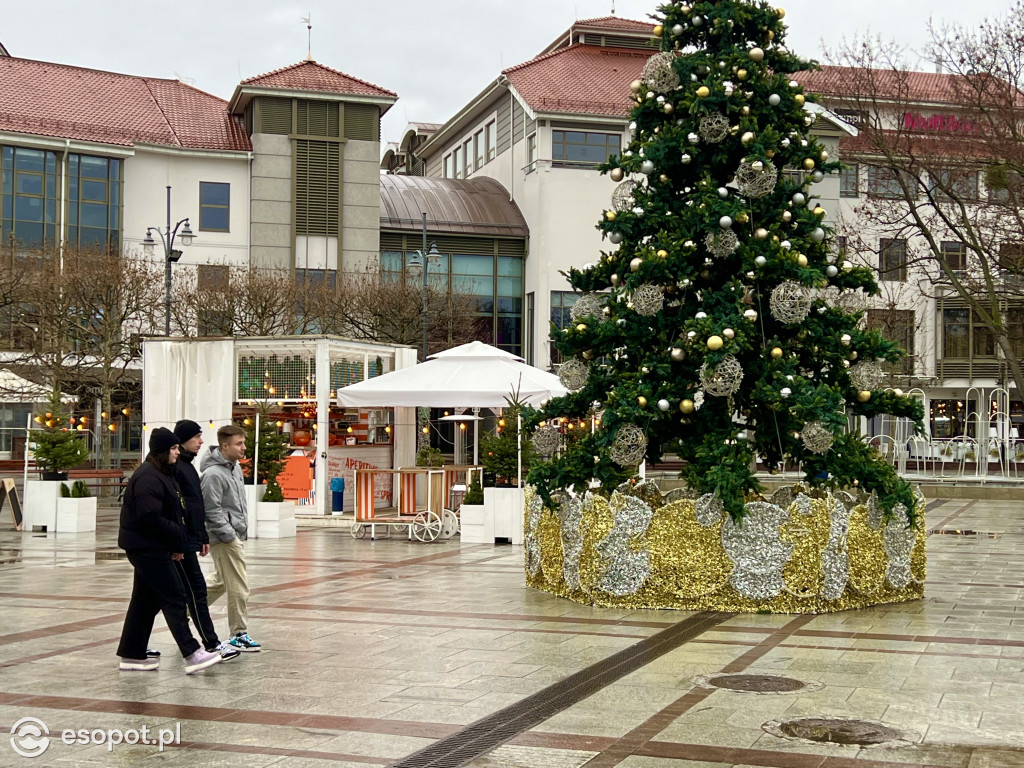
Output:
top-left (170, 265), bottom-right (301, 337)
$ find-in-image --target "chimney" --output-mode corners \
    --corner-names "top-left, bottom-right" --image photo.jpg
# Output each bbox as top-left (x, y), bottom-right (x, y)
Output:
top-left (935, 57), bottom-right (944, 74)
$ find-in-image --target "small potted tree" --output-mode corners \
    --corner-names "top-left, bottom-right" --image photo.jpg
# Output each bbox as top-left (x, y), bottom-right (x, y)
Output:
top-left (457, 476), bottom-right (490, 543)
top-left (56, 479), bottom-right (97, 533)
top-left (24, 390), bottom-right (89, 532)
top-left (476, 394), bottom-right (536, 545)
top-left (245, 407), bottom-right (295, 538)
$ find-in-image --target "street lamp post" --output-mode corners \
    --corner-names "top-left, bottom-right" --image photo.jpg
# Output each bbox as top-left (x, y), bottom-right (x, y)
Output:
top-left (142, 185), bottom-right (195, 336)
top-left (406, 212), bottom-right (440, 361)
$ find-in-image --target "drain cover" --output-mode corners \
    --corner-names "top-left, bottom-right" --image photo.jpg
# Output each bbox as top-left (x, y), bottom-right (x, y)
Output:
top-left (774, 717), bottom-right (904, 745)
top-left (706, 674), bottom-right (806, 693)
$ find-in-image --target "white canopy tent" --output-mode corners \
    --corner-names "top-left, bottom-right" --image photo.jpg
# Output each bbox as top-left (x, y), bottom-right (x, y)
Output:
top-left (0, 369), bottom-right (76, 403)
top-left (336, 341), bottom-right (567, 467)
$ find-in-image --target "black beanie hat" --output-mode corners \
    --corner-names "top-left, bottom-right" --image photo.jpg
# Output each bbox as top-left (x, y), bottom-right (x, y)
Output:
top-left (149, 427), bottom-right (179, 455)
top-left (173, 419), bottom-right (202, 444)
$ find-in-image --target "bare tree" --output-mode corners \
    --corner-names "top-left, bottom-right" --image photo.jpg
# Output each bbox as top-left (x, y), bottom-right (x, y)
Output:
top-left (826, 2), bottom-right (1024, 397)
top-left (170, 265), bottom-right (301, 337)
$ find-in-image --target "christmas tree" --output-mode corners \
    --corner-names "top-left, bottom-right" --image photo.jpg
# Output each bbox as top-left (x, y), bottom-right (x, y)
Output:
top-left (528, 0), bottom-right (923, 523)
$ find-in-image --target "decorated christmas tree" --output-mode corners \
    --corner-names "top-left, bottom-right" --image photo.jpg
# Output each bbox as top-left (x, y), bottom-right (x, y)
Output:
top-left (528, 0), bottom-right (923, 524)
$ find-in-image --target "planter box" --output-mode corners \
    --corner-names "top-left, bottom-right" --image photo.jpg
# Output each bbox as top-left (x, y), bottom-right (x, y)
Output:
top-left (244, 485), bottom-right (266, 539)
top-left (56, 497), bottom-right (97, 533)
top-left (458, 503), bottom-right (491, 543)
top-left (254, 500), bottom-right (296, 539)
top-left (23, 480), bottom-right (62, 532)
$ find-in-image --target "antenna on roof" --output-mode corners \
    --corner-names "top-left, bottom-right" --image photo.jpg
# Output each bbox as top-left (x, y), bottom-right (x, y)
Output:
top-left (301, 14), bottom-right (313, 61)
top-left (611, 0), bottom-right (616, 13)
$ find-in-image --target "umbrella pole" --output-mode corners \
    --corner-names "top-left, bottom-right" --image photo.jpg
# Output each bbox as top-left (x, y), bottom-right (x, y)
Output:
top-left (473, 408), bottom-right (480, 465)
top-left (517, 412), bottom-right (522, 488)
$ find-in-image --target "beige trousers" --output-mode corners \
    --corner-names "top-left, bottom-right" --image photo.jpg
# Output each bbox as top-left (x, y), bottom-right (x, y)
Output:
top-left (207, 538), bottom-right (249, 636)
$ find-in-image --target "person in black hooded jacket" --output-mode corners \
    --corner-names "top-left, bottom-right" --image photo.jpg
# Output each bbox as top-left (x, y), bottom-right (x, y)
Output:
top-left (172, 420), bottom-right (238, 661)
top-left (115, 427), bottom-right (223, 675)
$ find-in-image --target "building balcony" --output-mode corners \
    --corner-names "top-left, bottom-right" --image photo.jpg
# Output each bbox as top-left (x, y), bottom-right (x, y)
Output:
top-left (936, 357), bottom-right (1007, 382)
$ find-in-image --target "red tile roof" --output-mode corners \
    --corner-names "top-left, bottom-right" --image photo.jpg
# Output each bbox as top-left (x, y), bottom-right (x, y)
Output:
top-left (241, 60), bottom-right (396, 98)
top-left (505, 44), bottom-right (647, 118)
top-left (0, 56), bottom-right (250, 151)
top-left (794, 65), bottom-right (1024, 107)
top-left (573, 16), bottom-right (654, 31)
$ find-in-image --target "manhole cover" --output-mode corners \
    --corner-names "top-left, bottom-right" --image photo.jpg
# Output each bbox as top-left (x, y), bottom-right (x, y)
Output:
top-left (707, 674), bottom-right (805, 692)
top-left (774, 717), bottom-right (904, 745)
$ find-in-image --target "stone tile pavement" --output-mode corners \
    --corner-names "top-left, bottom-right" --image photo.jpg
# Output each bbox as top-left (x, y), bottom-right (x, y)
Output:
top-left (0, 498), bottom-right (1022, 767)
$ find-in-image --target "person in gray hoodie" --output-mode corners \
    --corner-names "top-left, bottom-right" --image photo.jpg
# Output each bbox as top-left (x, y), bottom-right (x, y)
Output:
top-left (201, 424), bottom-right (261, 652)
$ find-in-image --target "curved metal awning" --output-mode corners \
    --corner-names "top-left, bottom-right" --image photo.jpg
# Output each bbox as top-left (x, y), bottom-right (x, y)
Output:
top-left (379, 175), bottom-right (528, 238)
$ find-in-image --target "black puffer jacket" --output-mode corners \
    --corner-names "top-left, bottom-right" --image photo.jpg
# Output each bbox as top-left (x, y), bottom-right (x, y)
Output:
top-left (118, 460), bottom-right (187, 554)
top-left (175, 450), bottom-right (209, 551)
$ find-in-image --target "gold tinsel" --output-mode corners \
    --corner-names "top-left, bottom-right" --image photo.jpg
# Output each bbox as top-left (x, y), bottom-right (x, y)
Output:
top-left (525, 490), bottom-right (926, 614)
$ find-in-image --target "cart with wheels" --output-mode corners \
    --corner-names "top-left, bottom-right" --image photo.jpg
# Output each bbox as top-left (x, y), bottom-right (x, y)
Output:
top-left (351, 467), bottom-right (445, 542)
top-left (439, 465), bottom-right (484, 539)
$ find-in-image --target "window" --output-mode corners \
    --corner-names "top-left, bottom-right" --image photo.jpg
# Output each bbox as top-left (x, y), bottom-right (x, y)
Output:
top-left (379, 250), bottom-right (404, 282)
top-left (474, 130), bottom-right (484, 168)
top-left (550, 291), bottom-right (579, 364)
top-left (463, 141), bottom-right (473, 175)
top-left (868, 166), bottom-right (916, 199)
top-left (942, 307), bottom-right (994, 358)
top-left (66, 153), bottom-right (122, 252)
top-left (197, 264), bottom-right (229, 291)
top-left (198, 309), bottom-right (233, 336)
top-left (867, 309), bottom-right (915, 374)
top-left (939, 241), bottom-right (967, 276)
top-left (444, 154), bottom-right (454, 179)
top-left (526, 133), bottom-right (537, 169)
top-left (998, 242), bottom-right (1024, 273)
top-left (486, 121), bottom-right (496, 161)
top-left (1, 146), bottom-right (59, 249)
top-left (932, 168), bottom-right (979, 203)
top-left (840, 163), bottom-right (859, 198)
top-left (295, 268), bottom-right (337, 290)
top-left (526, 291), bottom-right (535, 365)
top-left (879, 238), bottom-right (907, 281)
top-left (454, 148), bottom-right (463, 179)
top-left (834, 235), bottom-right (848, 258)
top-left (199, 182), bottom-right (230, 232)
top-left (551, 131), bottom-right (620, 167)
top-left (987, 167), bottom-right (1022, 203)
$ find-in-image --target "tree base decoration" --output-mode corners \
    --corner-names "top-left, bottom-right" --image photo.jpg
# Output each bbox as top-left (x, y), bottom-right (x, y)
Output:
top-left (524, 481), bottom-right (925, 613)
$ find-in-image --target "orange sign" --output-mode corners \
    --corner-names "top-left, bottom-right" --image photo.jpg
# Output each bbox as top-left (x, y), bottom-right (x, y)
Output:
top-left (277, 455), bottom-right (313, 500)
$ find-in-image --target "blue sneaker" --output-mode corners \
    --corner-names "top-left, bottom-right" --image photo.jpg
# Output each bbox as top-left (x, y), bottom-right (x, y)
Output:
top-left (229, 633), bottom-right (261, 652)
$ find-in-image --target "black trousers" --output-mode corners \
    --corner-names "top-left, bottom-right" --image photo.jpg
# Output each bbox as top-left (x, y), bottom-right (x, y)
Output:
top-left (174, 550), bottom-right (221, 651)
top-left (116, 550), bottom-right (201, 659)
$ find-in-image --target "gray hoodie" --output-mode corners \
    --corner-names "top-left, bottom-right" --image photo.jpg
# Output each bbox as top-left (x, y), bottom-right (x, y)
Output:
top-left (200, 446), bottom-right (247, 542)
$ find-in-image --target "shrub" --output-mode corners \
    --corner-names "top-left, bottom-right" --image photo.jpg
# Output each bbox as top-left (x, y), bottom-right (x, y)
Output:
top-left (463, 478), bottom-right (484, 505)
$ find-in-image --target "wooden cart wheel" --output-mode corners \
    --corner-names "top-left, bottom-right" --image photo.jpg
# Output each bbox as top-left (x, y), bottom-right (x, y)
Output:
top-left (440, 509), bottom-right (459, 539)
top-left (412, 510), bottom-right (442, 542)
top-left (351, 523), bottom-right (366, 539)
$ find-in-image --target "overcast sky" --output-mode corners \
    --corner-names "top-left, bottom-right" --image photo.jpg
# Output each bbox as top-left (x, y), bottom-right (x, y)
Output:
top-left (2, 0), bottom-right (1013, 148)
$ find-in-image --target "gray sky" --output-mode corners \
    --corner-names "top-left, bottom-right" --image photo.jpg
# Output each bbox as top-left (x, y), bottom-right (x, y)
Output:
top-left (2, 0), bottom-right (1013, 148)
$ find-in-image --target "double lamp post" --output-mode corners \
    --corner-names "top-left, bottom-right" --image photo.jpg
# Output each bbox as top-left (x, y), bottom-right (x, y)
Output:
top-left (142, 185), bottom-right (194, 336)
top-left (405, 212), bottom-right (440, 361)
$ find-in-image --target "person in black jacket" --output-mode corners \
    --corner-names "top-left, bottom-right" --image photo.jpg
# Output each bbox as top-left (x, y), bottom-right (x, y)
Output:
top-left (116, 427), bottom-right (223, 675)
top-left (173, 420), bottom-right (239, 661)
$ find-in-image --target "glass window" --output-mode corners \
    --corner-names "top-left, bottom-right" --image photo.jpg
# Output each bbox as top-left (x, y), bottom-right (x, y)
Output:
top-left (296, 268), bottom-right (337, 289)
top-left (932, 168), bottom-right (979, 203)
top-left (879, 238), bottom-right (907, 281)
top-left (463, 141), bottom-right (473, 175)
top-left (197, 264), bottom-right (230, 291)
top-left (474, 130), bottom-right (484, 168)
top-left (868, 166), bottom-right (916, 199)
top-left (1008, 305), bottom-right (1024, 359)
top-left (199, 182), bottom-right (230, 232)
top-left (527, 134), bottom-right (537, 168)
top-left (840, 163), bottom-right (859, 197)
top-left (486, 121), bottom-right (496, 161)
top-left (1, 145), bottom-right (59, 248)
top-left (454, 148), bottom-right (463, 179)
top-left (943, 308), bottom-right (969, 358)
top-left (549, 291), bottom-right (579, 364)
top-left (66, 153), bottom-right (122, 252)
top-left (551, 131), bottom-right (621, 166)
top-left (940, 241), bottom-right (967, 274)
top-left (379, 250), bottom-right (403, 282)
top-left (866, 309), bottom-right (915, 374)
top-left (444, 154), bottom-right (454, 179)
top-left (973, 311), bottom-right (994, 357)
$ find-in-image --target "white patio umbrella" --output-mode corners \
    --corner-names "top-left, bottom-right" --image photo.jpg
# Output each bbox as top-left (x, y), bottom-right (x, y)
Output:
top-left (0, 369), bottom-right (76, 403)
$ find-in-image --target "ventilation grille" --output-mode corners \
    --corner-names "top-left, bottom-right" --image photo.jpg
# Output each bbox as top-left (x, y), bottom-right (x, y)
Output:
top-left (296, 140), bottom-right (340, 236)
top-left (258, 97), bottom-right (292, 135)
top-left (344, 103), bottom-right (380, 142)
top-left (297, 100), bottom-right (339, 138)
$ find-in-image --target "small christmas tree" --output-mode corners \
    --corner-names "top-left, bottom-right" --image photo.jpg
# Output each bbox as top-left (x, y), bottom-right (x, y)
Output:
top-left (528, 0), bottom-right (922, 523)
top-left (31, 388), bottom-right (89, 478)
top-left (244, 406), bottom-right (289, 502)
top-left (481, 396), bottom-right (536, 487)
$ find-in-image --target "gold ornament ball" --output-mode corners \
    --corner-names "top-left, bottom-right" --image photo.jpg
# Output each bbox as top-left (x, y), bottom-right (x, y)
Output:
top-left (741, 105), bottom-right (751, 115)
top-left (723, 328), bottom-right (735, 339)
top-left (741, 131), bottom-right (755, 144)
top-left (582, 349), bottom-right (594, 359)
top-left (610, 167), bottom-right (625, 182)
top-left (797, 254), bottom-right (808, 267)
top-left (749, 47), bottom-right (765, 62)
top-left (794, 93), bottom-right (805, 106)
top-left (610, 273), bottom-right (619, 285)
top-left (707, 335), bottom-right (724, 351)
top-left (630, 257), bottom-right (643, 272)
top-left (663, 102), bottom-right (674, 114)
top-left (736, 212), bottom-right (749, 224)
top-left (630, 79), bottom-right (643, 94)
top-left (771, 347), bottom-right (783, 358)
top-left (803, 158), bottom-right (816, 170)
top-left (696, 86), bottom-right (710, 98)
top-left (638, 396), bottom-right (648, 407)
top-left (857, 390), bottom-right (872, 402)
top-left (755, 227), bottom-right (768, 239)
top-left (659, 174), bottom-right (669, 183)
top-left (777, 7), bottom-right (786, 17)
top-left (605, 210), bottom-right (617, 221)
top-left (737, 68), bottom-right (748, 80)
top-left (767, 29), bottom-right (775, 40)
top-left (700, 269), bottom-right (711, 279)
top-left (782, 210), bottom-right (792, 222)
top-left (653, 24), bottom-right (663, 36)
top-left (813, 206), bottom-right (825, 217)
top-left (576, 323), bottom-right (588, 332)
top-left (657, 249), bottom-right (669, 259)
top-left (670, 347), bottom-right (686, 361)
top-left (679, 399), bottom-right (695, 413)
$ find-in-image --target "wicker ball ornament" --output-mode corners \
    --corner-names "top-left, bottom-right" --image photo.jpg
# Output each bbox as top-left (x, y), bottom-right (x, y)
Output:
top-left (698, 113), bottom-right (730, 144)
top-left (641, 52), bottom-right (680, 93)
top-left (558, 359), bottom-right (590, 392)
top-left (631, 284), bottom-right (665, 316)
top-left (801, 421), bottom-right (835, 454)
top-left (609, 424), bottom-right (648, 466)
top-left (569, 293), bottom-right (603, 321)
top-left (699, 354), bottom-right (744, 396)
top-left (611, 180), bottom-right (638, 212)
top-left (705, 229), bottom-right (739, 258)
top-left (849, 361), bottom-right (883, 391)
top-left (769, 281), bottom-right (812, 324)
top-left (531, 426), bottom-right (561, 457)
top-left (734, 158), bottom-right (778, 198)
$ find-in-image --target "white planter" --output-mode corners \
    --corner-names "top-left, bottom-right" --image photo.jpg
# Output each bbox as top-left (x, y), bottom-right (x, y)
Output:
top-left (56, 496), bottom-right (97, 533)
top-left (254, 500), bottom-right (296, 539)
top-left (244, 485), bottom-right (266, 539)
top-left (23, 480), bottom-right (62, 532)
top-left (458, 503), bottom-right (491, 543)
top-left (477, 486), bottom-right (526, 545)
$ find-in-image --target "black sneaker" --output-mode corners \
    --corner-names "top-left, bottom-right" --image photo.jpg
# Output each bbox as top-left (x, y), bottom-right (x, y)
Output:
top-left (145, 648), bottom-right (161, 658)
top-left (210, 641), bottom-right (242, 661)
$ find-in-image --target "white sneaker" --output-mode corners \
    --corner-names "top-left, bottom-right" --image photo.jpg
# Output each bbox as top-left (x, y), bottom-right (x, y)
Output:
top-left (119, 657), bottom-right (159, 671)
top-left (183, 648), bottom-right (222, 674)
top-left (214, 641), bottom-right (241, 661)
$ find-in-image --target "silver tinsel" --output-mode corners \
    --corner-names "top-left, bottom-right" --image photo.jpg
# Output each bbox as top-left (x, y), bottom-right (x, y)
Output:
top-left (705, 229), bottom-right (739, 258)
top-left (849, 361), bottom-right (883, 392)
top-left (696, 493), bottom-right (724, 527)
top-left (597, 492), bottom-right (653, 596)
top-left (642, 51), bottom-right (680, 92)
top-left (609, 424), bottom-right (648, 466)
top-left (558, 359), bottom-right (589, 392)
top-left (721, 502), bottom-right (794, 600)
top-left (883, 503), bottom-right (916, 589)
top-left (734, 158), bottom-right (778, 198)
top-left (698, 113), bottom-right (730, 143)
top-left (867, 493), bottom-right (884, 530)
top-left (611, 180), bottom-right (637, 212)
top-left (770, 281), bottom-right (812, 324)
top-left (793, 493), bottom-right (815, 517)
top-left (801, 422), bottom-right (835, 454)
top-left (532, 425), bottom-right (561, 456)
top-left (559, 495), bottom-right (585, 592)
top-left (570, 293), bottom-right (603, 321)
top-left (769, 486), bottom-right (795, 510)
top-left (821, 495), bottom-right (851, 600)
top-left (524, 492), bottom-right (544, 577)
top-left (700, 354), bottom-right (744, 397)
top-left (631, 284), bottom-right (664, 316)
